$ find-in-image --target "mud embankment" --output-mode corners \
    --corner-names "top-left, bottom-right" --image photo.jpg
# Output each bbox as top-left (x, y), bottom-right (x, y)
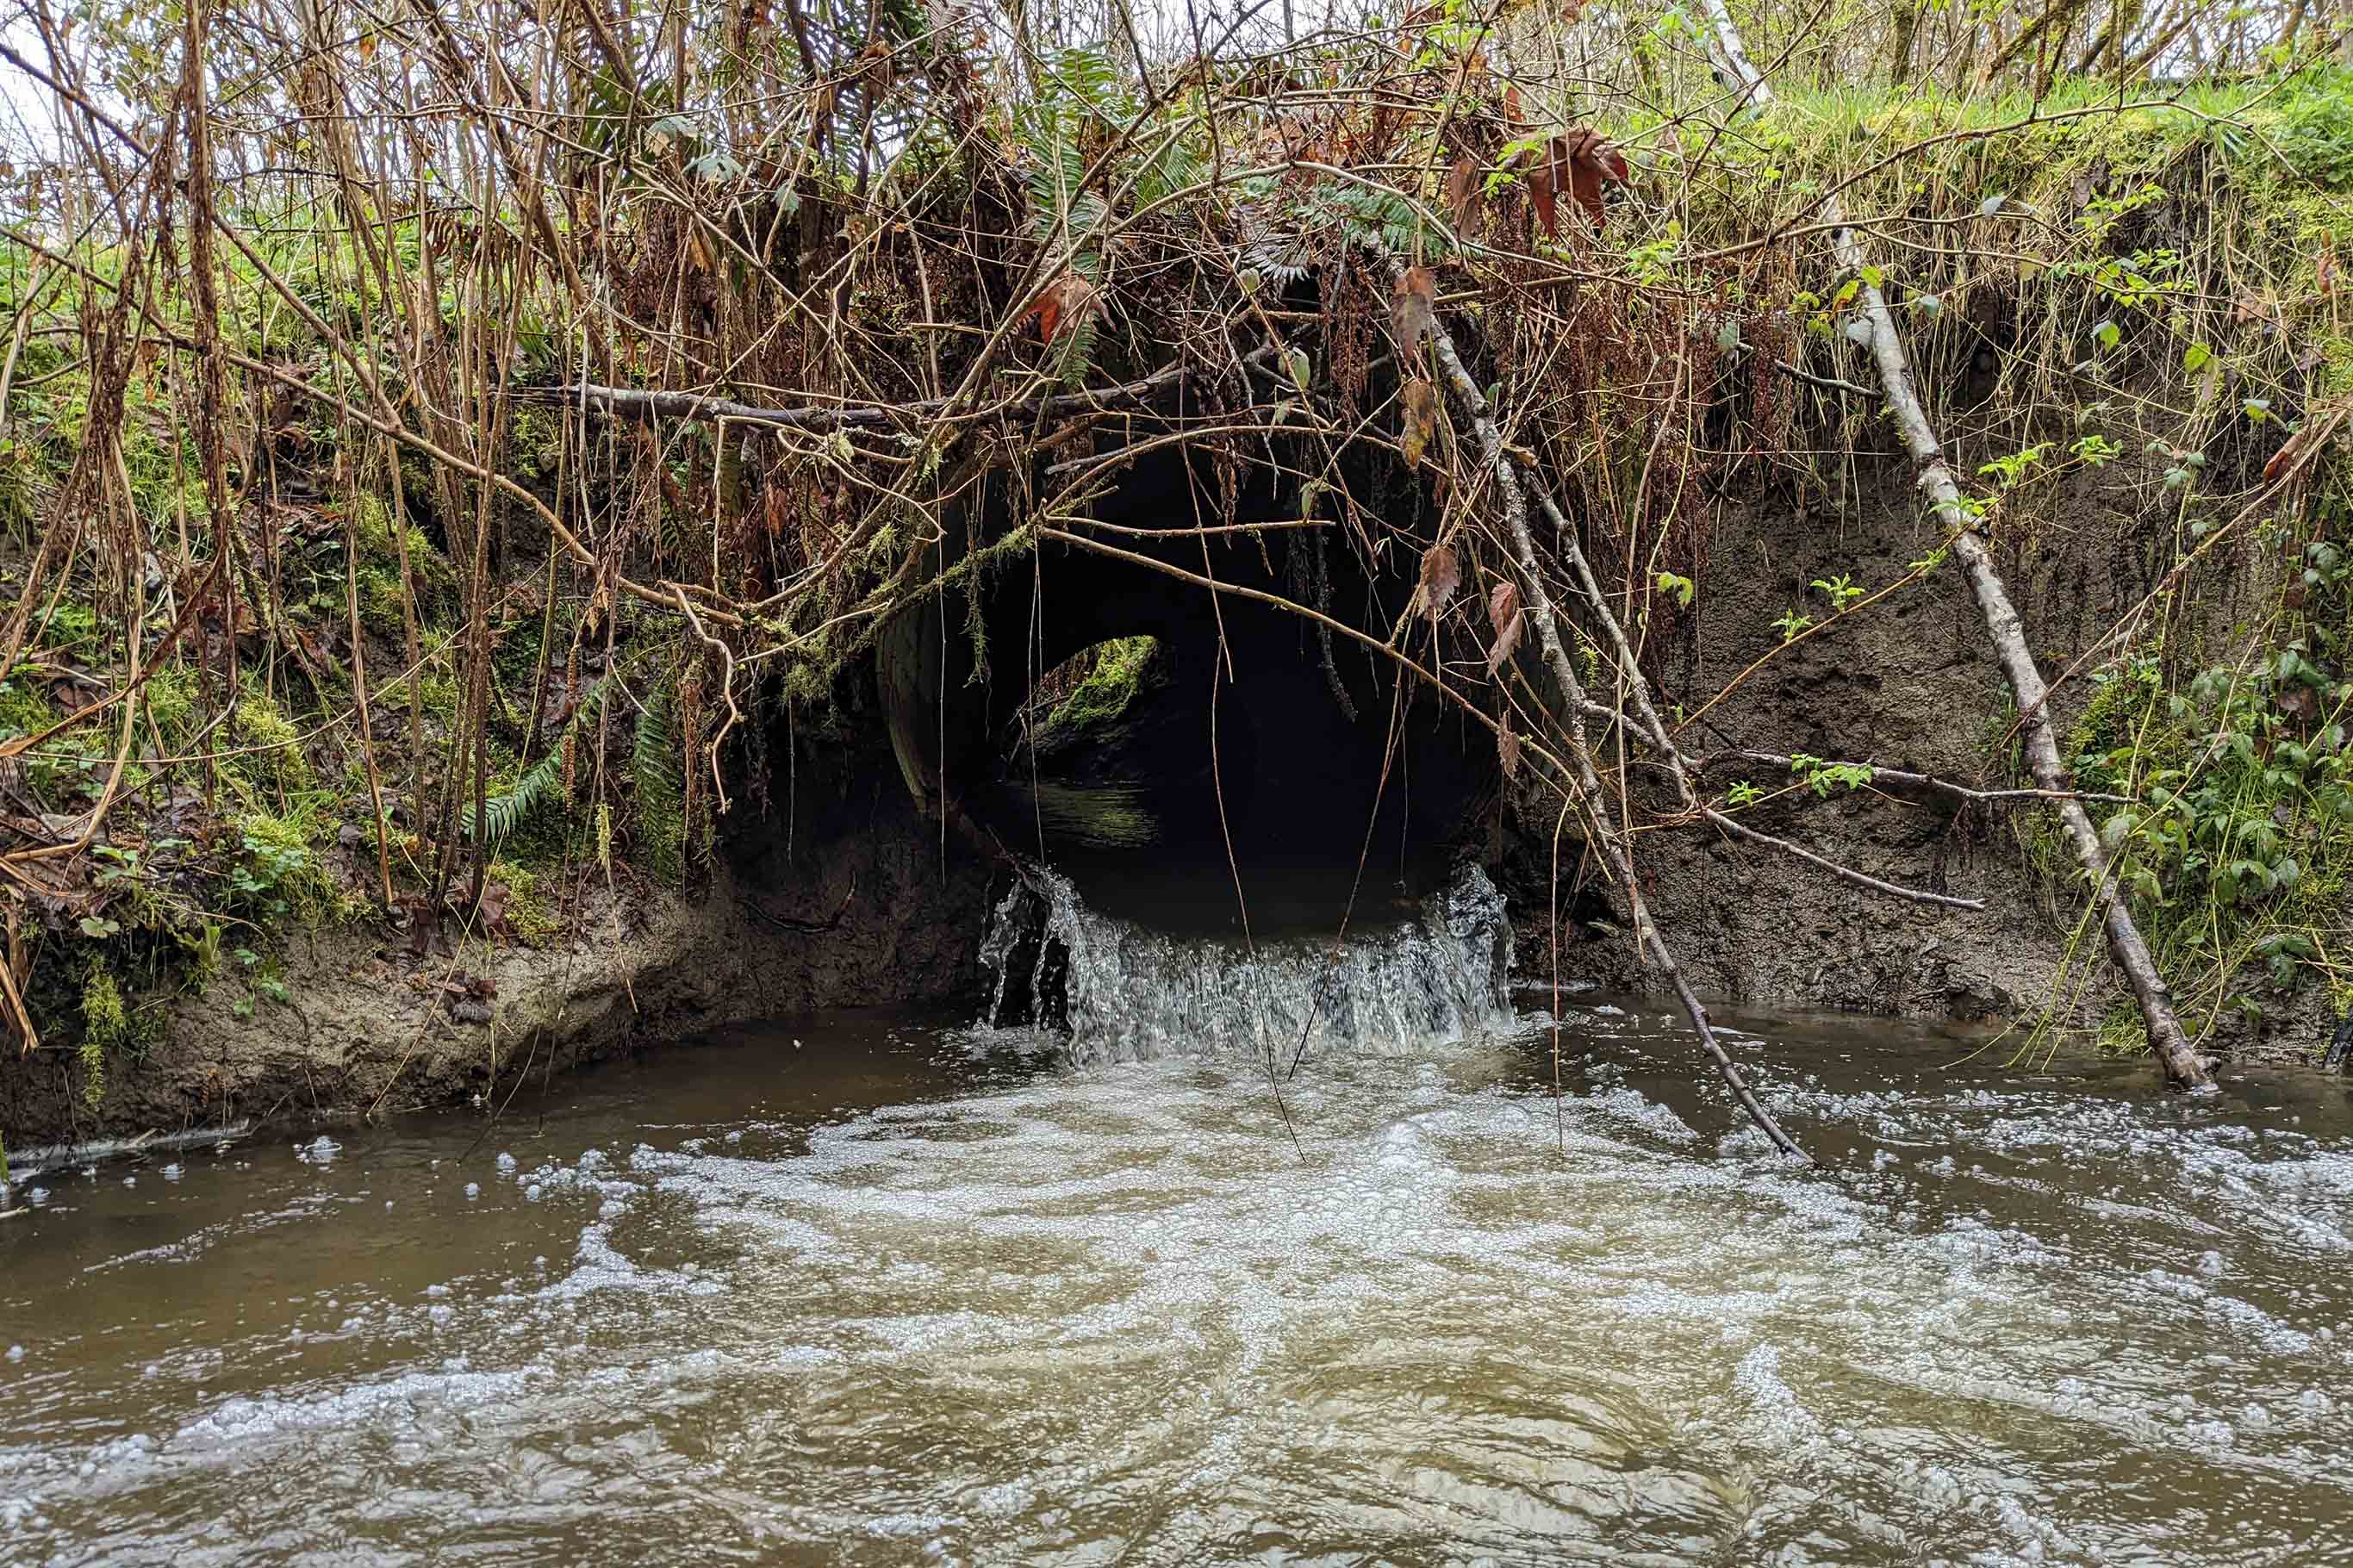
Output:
top-left (3, 745), bottom-right (997, 1150)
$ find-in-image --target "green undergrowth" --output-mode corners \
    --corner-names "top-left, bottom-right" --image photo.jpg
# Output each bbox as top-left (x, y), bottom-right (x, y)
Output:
top-left (2056, 499), bottom-right (2353, 1048)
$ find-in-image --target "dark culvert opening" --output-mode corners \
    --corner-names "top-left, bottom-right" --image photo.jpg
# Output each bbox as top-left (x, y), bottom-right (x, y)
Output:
top-left (973, 608), bottom-right (1491, 939)
top-left (884, 445), bottom-right (1499, 946)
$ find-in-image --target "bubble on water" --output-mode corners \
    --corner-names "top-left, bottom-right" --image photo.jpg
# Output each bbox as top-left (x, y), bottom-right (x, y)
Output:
top-left (26, 1187), bottom-right (47, 1204)
top-left (525, 1184), bottom-right (544, 1201)
top-left (303, 1136), bottom-right (341, 1163)
top-left (464, 1183), bottom-right (481, 1199)
top-left (2199, 1248), bottom-right (2226, 1276)
top-left (160, 1164), bottom-right (183, 1181)
top-left (496, 1152), bottom-right (517, 1173)
top-left (4, 1345), bottom-right (22, 1362)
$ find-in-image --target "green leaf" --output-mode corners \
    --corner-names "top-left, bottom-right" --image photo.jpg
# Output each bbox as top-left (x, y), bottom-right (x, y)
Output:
top-left (2094, 320), bottom-right (2120, 351)
top-left (2182, 342), bottom-right (2212, 374)
top-left (1285, 347), bottom-right (1312, 393)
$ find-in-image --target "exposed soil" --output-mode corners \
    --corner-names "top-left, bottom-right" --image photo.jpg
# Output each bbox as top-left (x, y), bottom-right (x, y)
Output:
top-left (1496, 462), bottom-right (2334, 1065)
top-left (3, 743), bottom-right (999, 1151)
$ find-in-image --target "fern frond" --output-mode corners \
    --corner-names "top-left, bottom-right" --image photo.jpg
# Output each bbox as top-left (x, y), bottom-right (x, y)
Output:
top-left (466, 675), bottom-right (612, 843)
top-left (632, 689), bottom-right (686, 880)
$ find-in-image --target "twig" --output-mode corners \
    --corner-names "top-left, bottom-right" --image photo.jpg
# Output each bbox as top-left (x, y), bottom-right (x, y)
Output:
top-left (668, 582), bottom-right (744, 816)
top-left (1774, 360), bottom-right (1876, 397)
top-left (520, 357), bottom-right (1201, 434)
top-left (1694, 747), bottom-right (2136, 806)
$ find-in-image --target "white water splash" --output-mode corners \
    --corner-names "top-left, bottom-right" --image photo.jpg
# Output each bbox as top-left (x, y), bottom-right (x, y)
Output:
top-left (981, 862), bottom-right (1514, 1064)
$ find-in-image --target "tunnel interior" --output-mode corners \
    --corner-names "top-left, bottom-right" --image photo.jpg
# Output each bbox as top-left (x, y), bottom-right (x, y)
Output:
top-left (879, 441), bottom-right (1499, 940)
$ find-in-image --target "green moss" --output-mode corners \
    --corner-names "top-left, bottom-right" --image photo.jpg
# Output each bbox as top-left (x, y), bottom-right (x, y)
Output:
top-left (0, 670), bottom-right (54, 739)
top-left (79, 965), bottom-right (134, 1107)
top-left (233, 811), bottom-right (339, 918)
top-left (232, 689), bottom-right (312, 793)
top-left (144, 662), bottom-right (200, 744)
top-left (350, 493), bottom-right (458, 615)
top-left (1044, 636), bottom-right (1161, 734)
top-left (486, 860), bottom-right (563, 941)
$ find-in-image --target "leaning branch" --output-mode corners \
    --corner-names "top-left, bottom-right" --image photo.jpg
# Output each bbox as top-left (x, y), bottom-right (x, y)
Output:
top-left (1697, 0), bottom-right (2213, 1091)
top-left (1391, 250), bottom-right (1808, 1161)
top-left (513, 356), bottom-right (1207, 434)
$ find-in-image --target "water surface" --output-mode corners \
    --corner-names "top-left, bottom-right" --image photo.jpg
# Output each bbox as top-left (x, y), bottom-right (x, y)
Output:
top-left (4, 999), bottom-right (2351, 1565)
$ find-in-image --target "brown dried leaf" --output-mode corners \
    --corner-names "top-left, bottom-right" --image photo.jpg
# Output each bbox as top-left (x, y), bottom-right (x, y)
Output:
top-left (1023, 271), bottom-right (1099, 345)
top-left (1400, 377), bottom-right (1438, 466)
top-left (2263, 397), bottom-right (2349, 487)
top-left (1391, 264), bottom-right (1437, 352)
top-left (1419, 541), bottom-right (1460, 617)
top-left (1444, 156), bottom-right (1481, 233)
top-left (1560, 128), bottom-right (1629, 231)
top-left (1485, 579), bottom-right (1524, 672)
top-left (1497, 726), bottom-right (1521, 781)
top-left (1525, 148), bottom-right (1559, 240)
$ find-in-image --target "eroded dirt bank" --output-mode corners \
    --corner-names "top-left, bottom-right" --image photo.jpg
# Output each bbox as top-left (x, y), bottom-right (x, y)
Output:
top-left (3, 746), bottom-right (997, 1151)
top-left (1501, 470), bottom-right (2334, 1065)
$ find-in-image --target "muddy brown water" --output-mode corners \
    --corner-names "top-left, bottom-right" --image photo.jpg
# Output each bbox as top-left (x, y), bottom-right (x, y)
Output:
top-left (4, 1001), bottom-right (2352, 1565)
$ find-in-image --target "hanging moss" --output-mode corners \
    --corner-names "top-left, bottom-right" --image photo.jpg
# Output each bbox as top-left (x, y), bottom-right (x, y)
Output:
top-left (79, 965), bottom-right (133, 1108)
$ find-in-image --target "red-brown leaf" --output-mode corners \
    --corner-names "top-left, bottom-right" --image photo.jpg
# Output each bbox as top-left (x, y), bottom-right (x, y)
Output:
top-left (1526, 150), bottom-right (1559, 241)
top-left (1497, 726), bottom-right (1521, 780)
top-left (1485, 579), bottom-right (1524, 671)
top-left (2264, 397), bottom-right (2350, 487)
top-left (1023, 271), bottom-right (1099, 345)
top-left (1419, 541), bottom-right (1460, 616)
top-left (1551, 128), bottom-right (1629, 232)
top-left (1444, 156), bottom-right (1481, 233)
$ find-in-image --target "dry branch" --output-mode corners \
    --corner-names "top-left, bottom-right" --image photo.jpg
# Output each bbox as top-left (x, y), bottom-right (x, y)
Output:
top-left (514, 358), bottom-right (1206, 434)
top-left (1385, 247), bottom-right (1808, 1162)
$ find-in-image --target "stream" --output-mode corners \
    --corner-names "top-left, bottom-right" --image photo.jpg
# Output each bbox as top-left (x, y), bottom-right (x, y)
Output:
top-left (5, 874), bottom-right (2353, 1565)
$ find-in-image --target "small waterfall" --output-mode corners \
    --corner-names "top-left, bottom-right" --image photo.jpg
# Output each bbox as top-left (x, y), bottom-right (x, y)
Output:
top-left (980, 862), bottom-right (1515, 1065)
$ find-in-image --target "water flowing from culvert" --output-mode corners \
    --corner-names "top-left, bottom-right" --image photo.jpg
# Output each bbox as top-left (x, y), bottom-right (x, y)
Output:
top-left (6, 997), bottom-right (2353, 1564)
top-left (980, 862), bottom-right (1514, 1065)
